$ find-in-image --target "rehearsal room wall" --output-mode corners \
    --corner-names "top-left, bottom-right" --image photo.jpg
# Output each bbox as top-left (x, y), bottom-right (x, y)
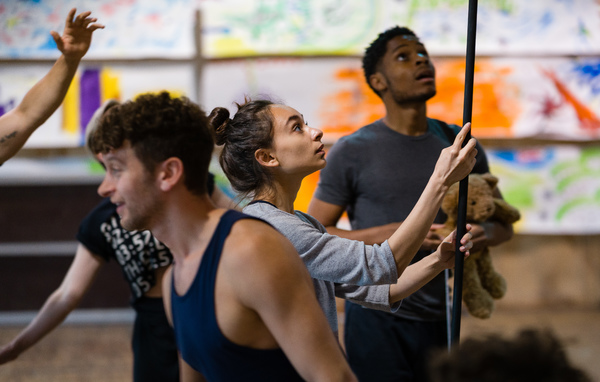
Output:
top-left (1, 0), bottom-right (600, 322)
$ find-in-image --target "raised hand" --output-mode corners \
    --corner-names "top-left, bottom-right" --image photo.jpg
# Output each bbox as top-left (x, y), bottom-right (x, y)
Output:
top-left (433, 122), bottom-right (478, 188)
top-left (50, 8), bottom-right (104, 62)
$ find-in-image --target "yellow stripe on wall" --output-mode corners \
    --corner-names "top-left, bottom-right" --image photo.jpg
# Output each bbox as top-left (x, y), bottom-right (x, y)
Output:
top-left (100, 68), bottom-right (121, 102)
top-left (62, 72), bottom-right (80, 134)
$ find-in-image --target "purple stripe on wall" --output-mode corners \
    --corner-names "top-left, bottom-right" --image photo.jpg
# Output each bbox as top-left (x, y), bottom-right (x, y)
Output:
top-left (80, 68), bottom-right (101, 140)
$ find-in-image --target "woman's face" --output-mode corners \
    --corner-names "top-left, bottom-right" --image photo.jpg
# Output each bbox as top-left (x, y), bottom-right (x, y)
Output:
top-left (267, 104), bottom-right (326, 177)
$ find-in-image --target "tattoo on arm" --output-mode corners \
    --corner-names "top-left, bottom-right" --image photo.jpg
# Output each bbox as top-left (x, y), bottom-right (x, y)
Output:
top-left (0, 131), bottom-right (17, 144)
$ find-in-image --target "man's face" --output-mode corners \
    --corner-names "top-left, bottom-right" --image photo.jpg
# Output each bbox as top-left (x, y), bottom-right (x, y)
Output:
top-left (374, 35), bottom-right (436, 104)
top-left (97, 141), bottom-right (161, 231)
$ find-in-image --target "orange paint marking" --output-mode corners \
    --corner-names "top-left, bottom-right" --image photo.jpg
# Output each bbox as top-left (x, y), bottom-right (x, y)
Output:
top-left (542, 68), bottom-right (600, 133)
top-left (429, 59), bottom-right (520, 138)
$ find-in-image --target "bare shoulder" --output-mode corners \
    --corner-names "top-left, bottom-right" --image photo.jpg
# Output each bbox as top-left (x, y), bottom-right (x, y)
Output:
top-left (222, 217), bottom-right (305, 279)
top-left (228, 218), bottom-right (295, 257)
top-left (221, 217), bottom-right (314, 315)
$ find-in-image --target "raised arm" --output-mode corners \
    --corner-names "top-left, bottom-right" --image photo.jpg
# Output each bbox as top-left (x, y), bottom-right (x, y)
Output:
top-left (0, 244), bottom-right (105, 365)
top-left (0, 8), bottom-right (104, 165)
top-left (312, 124), bottom-right (477, 278)
top-left (384, 123), bottom-right (477, 275)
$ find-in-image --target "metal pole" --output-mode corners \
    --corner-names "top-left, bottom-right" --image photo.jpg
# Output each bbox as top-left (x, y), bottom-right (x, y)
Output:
top-left (450, 0), bottom-right (478, 348)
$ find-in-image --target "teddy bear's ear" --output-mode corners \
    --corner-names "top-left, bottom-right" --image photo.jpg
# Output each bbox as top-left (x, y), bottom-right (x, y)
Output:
top-left (481, 172), bottom-right (499, 189)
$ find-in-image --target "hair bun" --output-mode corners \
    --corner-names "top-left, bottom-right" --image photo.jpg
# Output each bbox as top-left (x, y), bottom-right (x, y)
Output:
top-left (208, 107), bottom-right (232, 146)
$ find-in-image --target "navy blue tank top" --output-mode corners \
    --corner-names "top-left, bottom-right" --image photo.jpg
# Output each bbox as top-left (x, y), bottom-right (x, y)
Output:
top-left (171, 210), bottom-right (304, 381)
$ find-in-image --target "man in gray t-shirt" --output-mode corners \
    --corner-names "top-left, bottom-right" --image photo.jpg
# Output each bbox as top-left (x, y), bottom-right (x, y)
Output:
top-left (308, 26), bottom-right (514, 382)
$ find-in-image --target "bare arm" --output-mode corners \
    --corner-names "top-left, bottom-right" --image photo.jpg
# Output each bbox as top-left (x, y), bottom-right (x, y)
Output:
top-left (229, 223), bottom-right (356, 382)
top-left (307, 200), bottom-right (445, 250)
top-left (310, 123), bottom-right (477, 278)
top-left (0, 8), bottom-right (104, 165)
top-left (389, 227), bottom-right (472, 303)
top-left (0, 244), bottom-right (104, 364)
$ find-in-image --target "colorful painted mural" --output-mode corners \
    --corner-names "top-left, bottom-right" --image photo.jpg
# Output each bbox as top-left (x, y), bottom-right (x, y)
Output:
top-left (0, 63), bottom-right (194, 147)
top-left (0, 0), bottom-right (195, 59)
top-left (287, 144), bottom-right (600, 234)
top-left (487, 145), bottom-right (600, 234)
top-left (202, 56), bottom-right (600, 141)
top-left (3, 0), bottom-right (600, 236)
top-left (202, 0), bottom-right (600, 57)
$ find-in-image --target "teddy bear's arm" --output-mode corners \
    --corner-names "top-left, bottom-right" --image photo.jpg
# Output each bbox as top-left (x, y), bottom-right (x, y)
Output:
top-left (492, 198), bottom-right (521, 224)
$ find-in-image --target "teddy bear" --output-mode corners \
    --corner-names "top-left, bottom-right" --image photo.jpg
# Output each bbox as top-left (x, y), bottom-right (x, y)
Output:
top-left (436, 172), bottom-right (520, 319)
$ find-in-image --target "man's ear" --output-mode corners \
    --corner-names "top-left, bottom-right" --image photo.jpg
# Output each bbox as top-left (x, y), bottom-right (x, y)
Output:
top-left (369, 72), bottom-right (388, 94)
top-left (157, 157), bottom-right (184, 191)
top-left (255, 148), bottom-right (279, 168)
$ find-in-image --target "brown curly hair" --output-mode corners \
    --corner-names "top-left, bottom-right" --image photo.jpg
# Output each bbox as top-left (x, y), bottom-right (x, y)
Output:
top-left (88, 91), bottom-right (213, 195)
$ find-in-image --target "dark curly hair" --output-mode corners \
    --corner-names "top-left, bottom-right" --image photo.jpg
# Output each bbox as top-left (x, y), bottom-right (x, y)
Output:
top-left (88, 91), bottom-right (213, 195)
top-left (428, 328), bottom-right (591, 382)
top-left (208, 99), bottom-right (276, 201)
top-left (363, 26), bottom-right (417, 96)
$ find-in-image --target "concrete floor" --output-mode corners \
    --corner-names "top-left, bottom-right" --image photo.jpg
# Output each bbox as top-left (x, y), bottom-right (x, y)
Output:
top-left (1, 307), bottom-right (599, 381)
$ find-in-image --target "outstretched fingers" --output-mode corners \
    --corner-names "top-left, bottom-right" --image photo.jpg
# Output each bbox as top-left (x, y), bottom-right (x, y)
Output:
top-left (64, 8), bottom-right (77, 27)
top-left (51, 9), bottom-right (104, 59)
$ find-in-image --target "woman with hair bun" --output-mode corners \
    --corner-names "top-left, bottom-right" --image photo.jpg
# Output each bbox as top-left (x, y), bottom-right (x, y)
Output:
top-left (208, 100), bottom-right (476, 337)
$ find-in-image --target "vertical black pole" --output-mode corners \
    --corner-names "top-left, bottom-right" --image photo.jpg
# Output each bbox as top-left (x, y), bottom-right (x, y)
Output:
top-left (450, 0), bottom-right (478, 348)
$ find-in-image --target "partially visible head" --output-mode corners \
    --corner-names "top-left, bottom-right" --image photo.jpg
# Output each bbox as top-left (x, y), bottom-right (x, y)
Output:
top-left (85, 99), bottom-right (120, 152)
top-left (209, 99), bottom-right (325, 200)
top-left (428, 329), bottom-right (591, 382)
top-left (88, 91), bottom-right (213, 196)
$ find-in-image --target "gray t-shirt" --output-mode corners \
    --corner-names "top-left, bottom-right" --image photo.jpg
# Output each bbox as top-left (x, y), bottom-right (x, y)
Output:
top-left (243, 201), bottom-right (401, 336)
top-left (314, 118), bottom-right (490, 321)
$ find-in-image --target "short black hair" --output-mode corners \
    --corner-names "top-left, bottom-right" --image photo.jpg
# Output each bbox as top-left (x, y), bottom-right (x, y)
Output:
top-left (362, 26), bottom-right (418, 95)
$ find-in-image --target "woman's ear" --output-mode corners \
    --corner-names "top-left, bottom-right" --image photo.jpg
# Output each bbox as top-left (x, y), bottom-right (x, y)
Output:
top-left (158, 157), bottom-right (184, 191)
top-left (255, 148), bottom-right (279, 168)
